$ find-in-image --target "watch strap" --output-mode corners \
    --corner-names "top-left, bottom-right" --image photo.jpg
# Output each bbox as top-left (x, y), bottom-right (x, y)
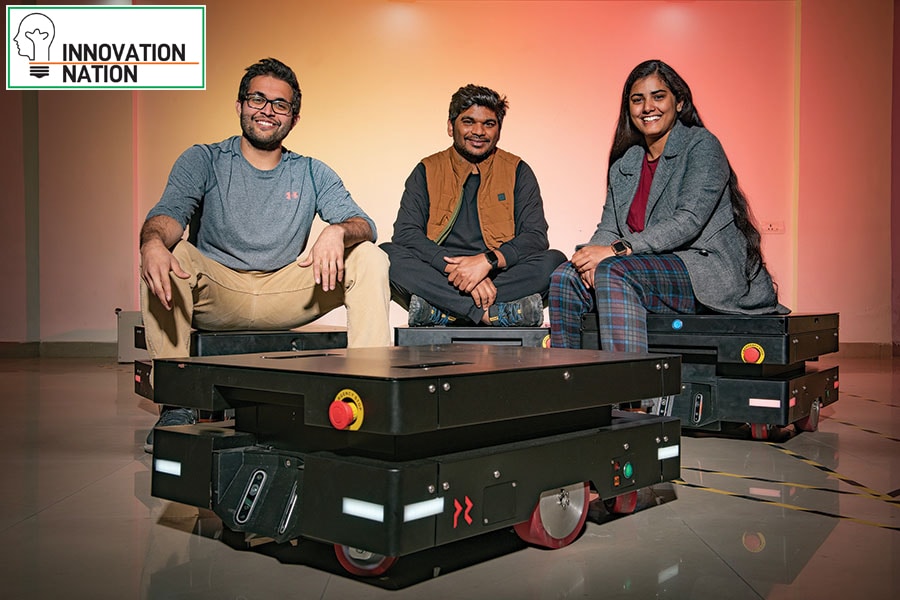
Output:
top-left (612, 239), bottom-right (631, 256)
top-left (484, 250), bottom-right (500, 270)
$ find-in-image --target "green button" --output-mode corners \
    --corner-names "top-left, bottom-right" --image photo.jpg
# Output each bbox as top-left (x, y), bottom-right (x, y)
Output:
top-left (623, 462), bottom-right (634, 479)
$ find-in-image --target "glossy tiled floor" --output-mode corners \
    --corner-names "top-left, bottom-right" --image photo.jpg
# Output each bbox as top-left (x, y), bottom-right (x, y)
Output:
top-left (0, 355), bottom-right (896, 599)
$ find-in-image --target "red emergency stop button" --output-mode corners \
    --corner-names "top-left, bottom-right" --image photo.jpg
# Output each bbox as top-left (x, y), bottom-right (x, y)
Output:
top-left (329, 388), bottom-right (364, 430)
top-left (740, 343), bottom-right (765, 364)
top-left (329, 400), bottom-right (357, 430)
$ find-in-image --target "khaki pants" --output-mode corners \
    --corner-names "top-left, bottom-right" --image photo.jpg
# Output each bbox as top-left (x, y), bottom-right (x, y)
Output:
top-left (140, 240), bottom-right (392, 360)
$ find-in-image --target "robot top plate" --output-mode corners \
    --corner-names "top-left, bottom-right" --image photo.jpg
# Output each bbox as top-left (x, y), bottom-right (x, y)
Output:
top-left (152, 344), bottom-right (682, 446)
top-left (155, 344), bottom-right (671, 381)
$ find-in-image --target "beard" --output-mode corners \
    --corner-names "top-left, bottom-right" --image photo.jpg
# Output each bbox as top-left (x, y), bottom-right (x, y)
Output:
top-left (453, 138), bottom-right (494, 164)
top-left (240, 113), bottom-right (290, 151)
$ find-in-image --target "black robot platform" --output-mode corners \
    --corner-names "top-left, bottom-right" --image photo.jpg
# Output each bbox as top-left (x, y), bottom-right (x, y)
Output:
top-left (150, 345), bottom-right (682, 578)
top-left (582, 313), bottom-right (840, 439)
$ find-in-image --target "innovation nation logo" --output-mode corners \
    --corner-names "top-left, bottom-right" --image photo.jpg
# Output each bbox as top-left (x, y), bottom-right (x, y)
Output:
top-left (6, 5), bottom-right (205, 90)
top-left (13, 12), bottom-right (54, 78)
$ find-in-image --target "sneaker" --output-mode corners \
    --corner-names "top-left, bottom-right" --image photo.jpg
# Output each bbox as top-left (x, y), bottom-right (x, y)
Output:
top-left (143, 407), bottom-right (197, 454)
top-left (488, 293), bottom-right (543, 327)
top-left (408, 294), bottom-right (455, 327)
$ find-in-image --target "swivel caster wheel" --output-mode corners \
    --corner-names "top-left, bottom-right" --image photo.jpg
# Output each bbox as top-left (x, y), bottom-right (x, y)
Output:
top-left (334, 544), bottom-right (397, 577)
top-left (604, 490), bottom-right (639, 514)
top-left (750, 423), bottom-right (774, 440)
top-left (795, 398), bottom-right (822, 432)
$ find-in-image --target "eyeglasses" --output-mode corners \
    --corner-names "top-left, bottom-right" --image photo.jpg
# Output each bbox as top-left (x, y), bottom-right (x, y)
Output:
top-left (244, 93), bottom-right (293, 115)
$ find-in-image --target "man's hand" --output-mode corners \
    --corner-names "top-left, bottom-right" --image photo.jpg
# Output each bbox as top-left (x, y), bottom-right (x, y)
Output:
top-left (297, 224), bottom-right (347, 292)
top-left (444, 254), bottom-right (493, 294)
top-left (570, 245), bottom-right (616, 289)
top-left (470, 278), bottom-right (497, 310)
top-left (140, 239), bottom-right (190, 310)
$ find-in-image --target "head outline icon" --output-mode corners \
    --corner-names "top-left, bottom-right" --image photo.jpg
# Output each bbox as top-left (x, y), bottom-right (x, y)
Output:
top-left (14, 13), bottom-right (56, 61)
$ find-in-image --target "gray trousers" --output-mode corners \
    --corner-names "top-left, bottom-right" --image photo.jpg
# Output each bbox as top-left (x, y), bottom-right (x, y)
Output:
top-left (381, 243), bottom-right (566, 323)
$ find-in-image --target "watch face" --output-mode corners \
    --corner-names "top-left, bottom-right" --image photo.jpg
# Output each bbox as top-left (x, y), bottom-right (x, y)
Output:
top-left (612, 241), bottom-right (627, 255)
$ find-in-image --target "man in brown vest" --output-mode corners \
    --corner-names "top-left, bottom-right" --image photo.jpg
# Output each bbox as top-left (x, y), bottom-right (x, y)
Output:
top-left (381, 84), bottom-right (566, 326)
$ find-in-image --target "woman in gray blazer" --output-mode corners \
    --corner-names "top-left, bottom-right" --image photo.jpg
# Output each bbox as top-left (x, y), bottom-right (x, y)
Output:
top-left (549, 59), bottom-right (786, 351)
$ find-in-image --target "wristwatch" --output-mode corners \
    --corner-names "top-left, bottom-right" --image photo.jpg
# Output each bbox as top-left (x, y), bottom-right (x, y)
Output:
top-left (611, 239), bottom-right (632, 256)
top-left (484, 250), bottom-right (500, 270)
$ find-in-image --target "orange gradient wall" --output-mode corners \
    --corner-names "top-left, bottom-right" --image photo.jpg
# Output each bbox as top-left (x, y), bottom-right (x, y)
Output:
top-left (799, 0), bottom-right (894, 346)
top-left (0, 0), bottom-right (894, 351)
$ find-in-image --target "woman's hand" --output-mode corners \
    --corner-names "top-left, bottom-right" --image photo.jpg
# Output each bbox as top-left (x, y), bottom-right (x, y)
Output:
top-left (571, 245), bottom-right (616, 288)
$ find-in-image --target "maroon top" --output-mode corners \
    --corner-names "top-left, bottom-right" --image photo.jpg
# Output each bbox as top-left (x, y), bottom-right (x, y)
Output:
top-left (626, 154), bottom-right (659, 233)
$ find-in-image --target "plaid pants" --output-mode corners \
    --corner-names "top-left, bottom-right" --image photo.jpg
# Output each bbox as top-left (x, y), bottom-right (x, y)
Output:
top-left (549, 254), bottom-right (699, 352)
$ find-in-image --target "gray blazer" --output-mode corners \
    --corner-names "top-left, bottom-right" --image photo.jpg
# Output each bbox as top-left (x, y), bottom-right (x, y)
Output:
top-left (587, 121), bottom-right (786, 314)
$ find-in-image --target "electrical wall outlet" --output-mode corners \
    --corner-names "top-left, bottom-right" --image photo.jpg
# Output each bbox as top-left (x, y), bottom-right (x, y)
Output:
top-left (761, 220), bottom-right (785, 234)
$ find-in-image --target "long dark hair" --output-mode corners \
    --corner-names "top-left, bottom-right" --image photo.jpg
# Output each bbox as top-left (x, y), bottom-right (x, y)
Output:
top-left (610, 59), bottom-right (764, 279)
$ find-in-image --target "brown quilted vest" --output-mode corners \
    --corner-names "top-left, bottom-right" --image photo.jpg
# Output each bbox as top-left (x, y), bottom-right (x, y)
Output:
top-left (422, 147), bottom-right (519, 250)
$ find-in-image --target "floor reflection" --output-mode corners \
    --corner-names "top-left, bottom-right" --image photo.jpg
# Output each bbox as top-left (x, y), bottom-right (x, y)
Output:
top-left (0, 356), bottom-right (897, 599)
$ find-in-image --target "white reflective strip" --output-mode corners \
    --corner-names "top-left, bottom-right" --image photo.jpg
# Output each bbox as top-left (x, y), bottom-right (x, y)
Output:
top-left (342, 498), bottom-right (385, 522)
top-left (154, 458), bottom-right (181, 476)
top-left (658, 445), bottom-right (680, 460)
top-left (749, 486), bottom-right (782, 499)
top-left (749, 398), bottom-right (781, 408)
top-left (403, 497), bottom-right (445, 522)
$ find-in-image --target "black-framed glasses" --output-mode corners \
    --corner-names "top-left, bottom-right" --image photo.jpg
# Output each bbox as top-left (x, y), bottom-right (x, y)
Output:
top-left (244, 93), bottom-right (293, 115)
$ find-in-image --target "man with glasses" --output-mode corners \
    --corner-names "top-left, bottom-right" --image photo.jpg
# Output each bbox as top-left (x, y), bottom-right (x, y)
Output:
top-left (139, 57), bottom-right (390, 452)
